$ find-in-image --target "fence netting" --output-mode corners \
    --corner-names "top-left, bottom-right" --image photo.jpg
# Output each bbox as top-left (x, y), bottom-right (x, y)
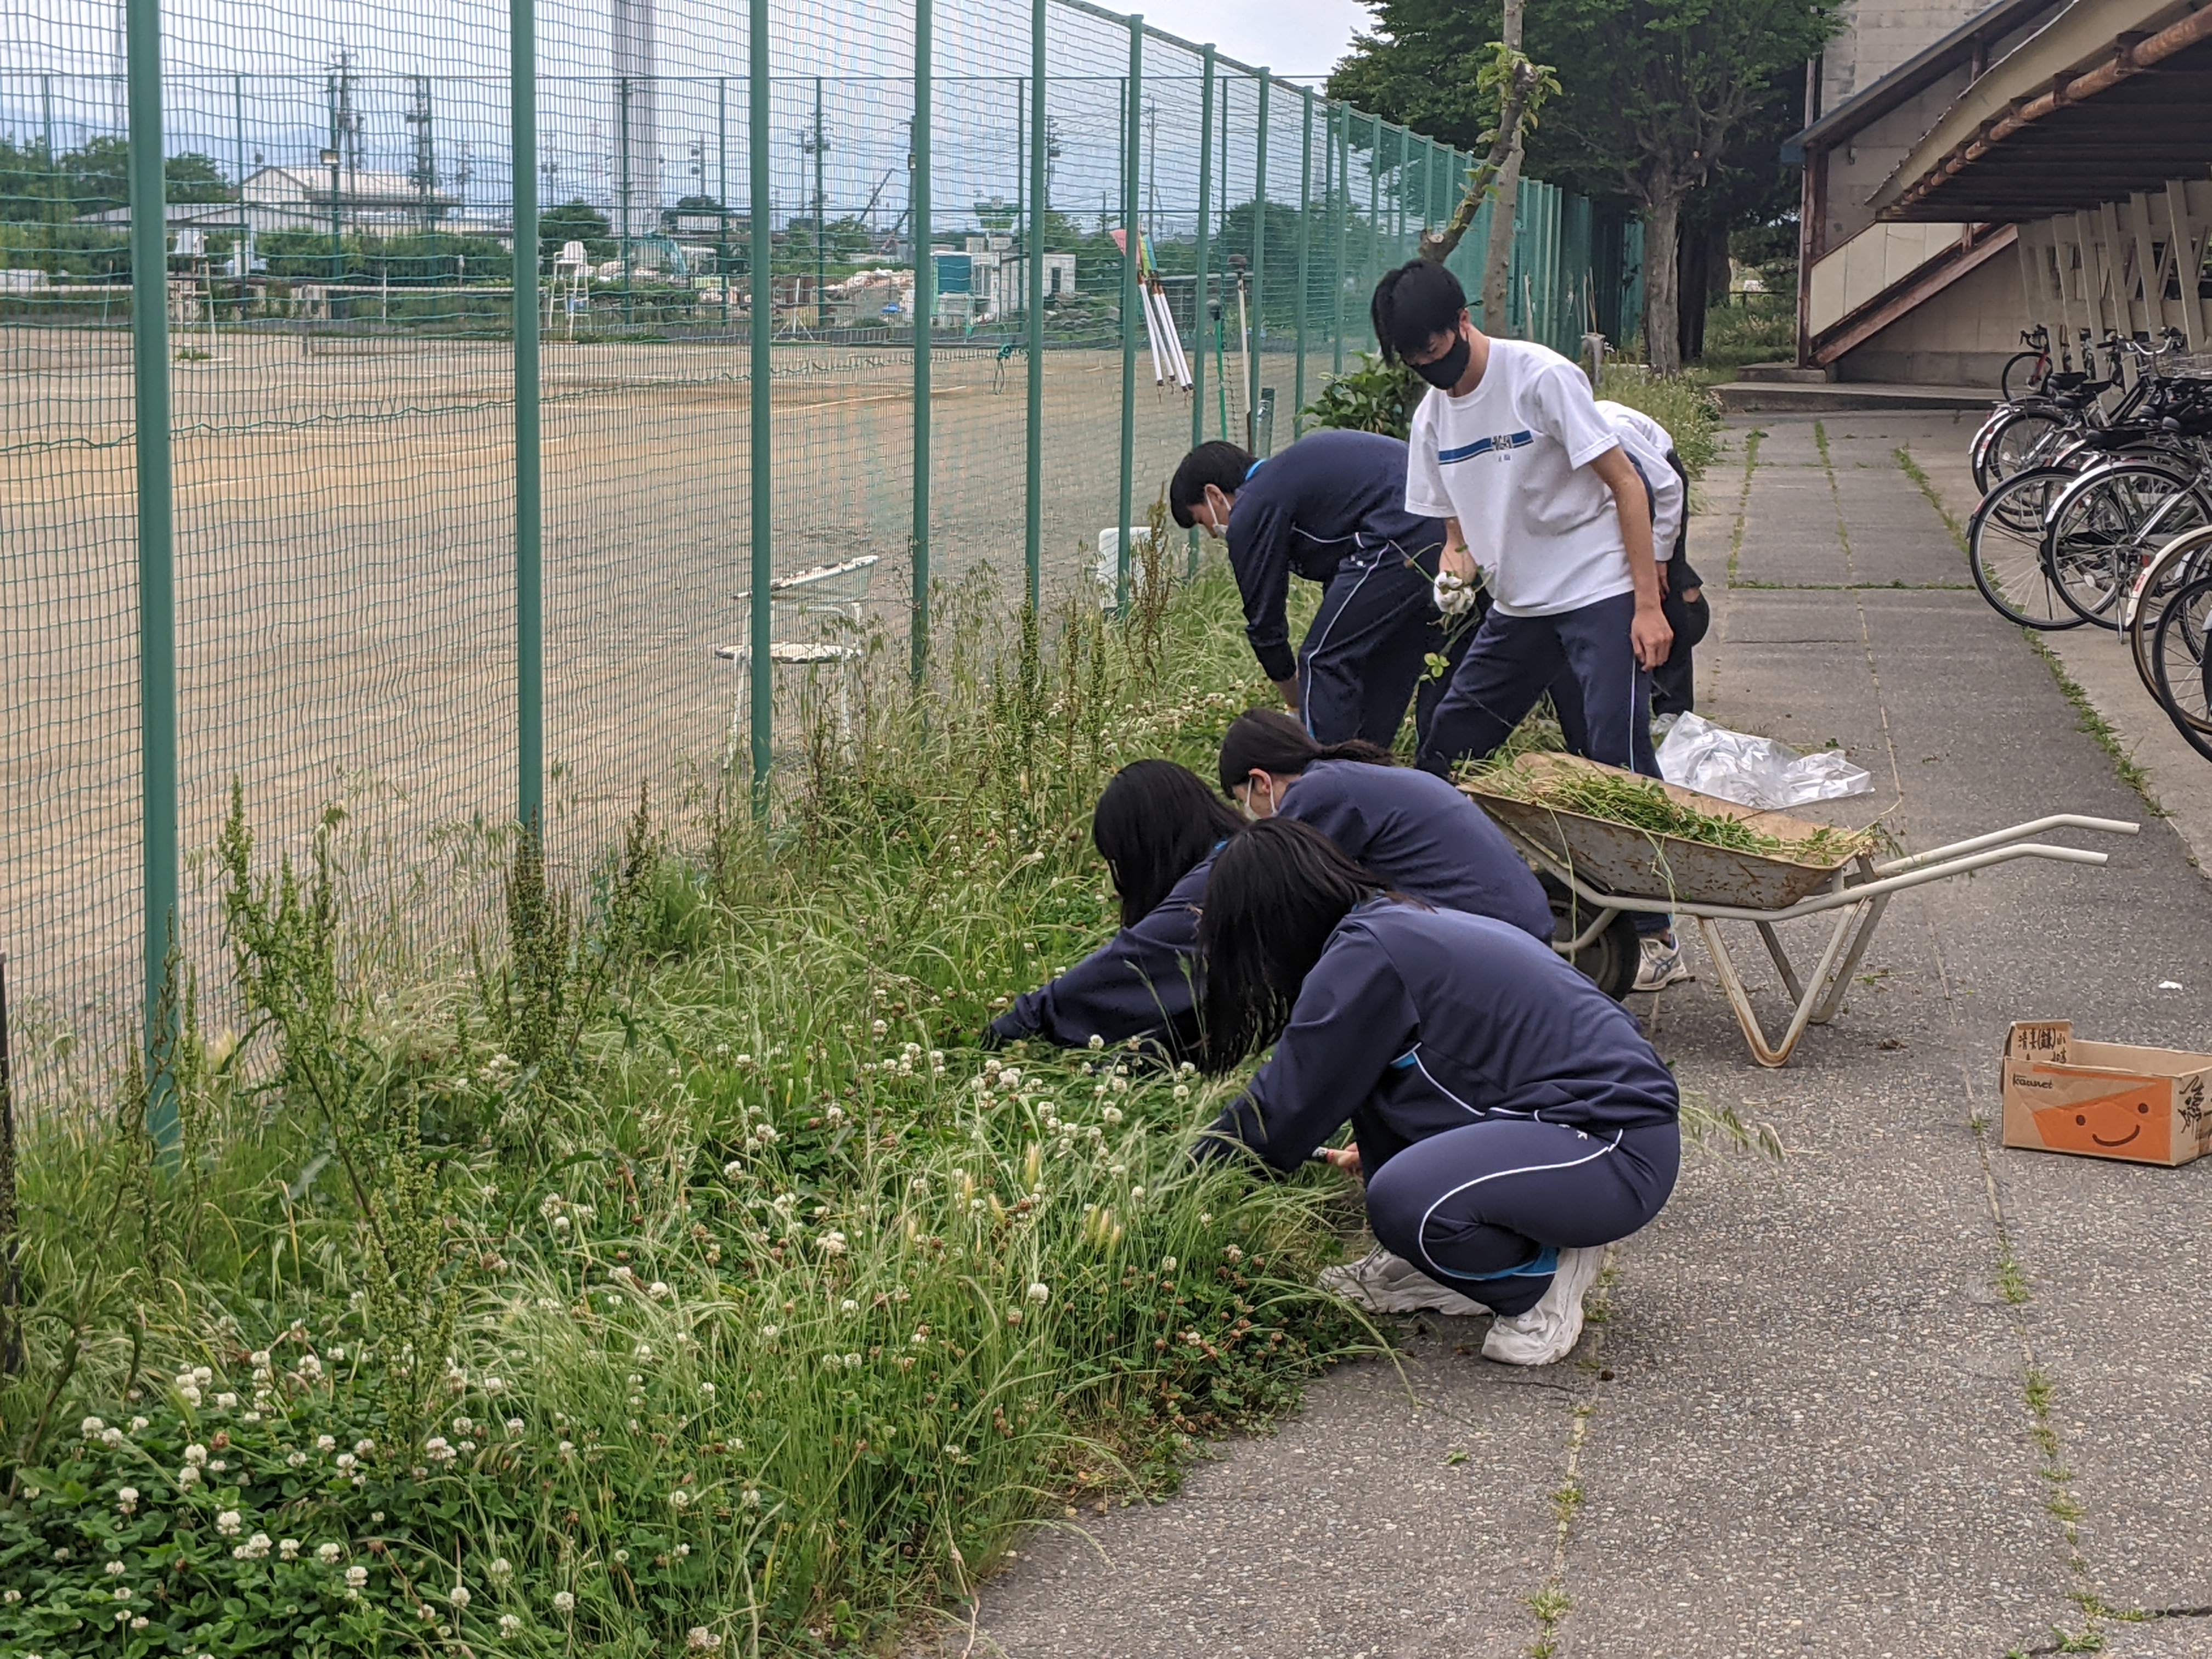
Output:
top-left (2, 0), bottom-right (1645, 1112)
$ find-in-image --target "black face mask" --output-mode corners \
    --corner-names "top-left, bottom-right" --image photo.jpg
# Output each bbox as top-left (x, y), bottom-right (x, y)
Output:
top-left (1411, 332), bottom-right (1471, 391)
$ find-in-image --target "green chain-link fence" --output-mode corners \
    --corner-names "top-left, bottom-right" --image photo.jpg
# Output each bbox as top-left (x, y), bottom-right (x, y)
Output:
top-left (1, 0), bottom-right (1644, 1118)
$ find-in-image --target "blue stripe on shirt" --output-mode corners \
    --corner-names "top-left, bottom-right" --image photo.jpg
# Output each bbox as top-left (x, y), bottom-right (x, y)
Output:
top-left (1437, 430), bottom-right (1534, 465)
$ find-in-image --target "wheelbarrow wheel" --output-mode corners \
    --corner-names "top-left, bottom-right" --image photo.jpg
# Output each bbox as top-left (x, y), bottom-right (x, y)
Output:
top-left (1541, 876), bottom-right (1641, 1001)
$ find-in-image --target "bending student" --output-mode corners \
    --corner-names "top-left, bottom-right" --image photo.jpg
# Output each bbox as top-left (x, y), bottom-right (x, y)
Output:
top-left (1169, 430), bottom-right (1467, 748)
top-left (1192, 820), bottom-right (1680, 1367)
top-left (1216, 707), bottom-right (1552, 946)
top-left (985, 760), bottom-right (1239, 1057)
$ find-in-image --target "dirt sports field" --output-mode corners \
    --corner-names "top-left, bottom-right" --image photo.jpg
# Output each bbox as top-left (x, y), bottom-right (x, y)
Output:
top-left (1, 323), bottom-right (1306, 1098)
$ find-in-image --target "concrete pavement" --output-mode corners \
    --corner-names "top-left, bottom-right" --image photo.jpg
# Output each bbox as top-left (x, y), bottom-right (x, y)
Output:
top-left (912, 414), bottom-right (2212, 1659)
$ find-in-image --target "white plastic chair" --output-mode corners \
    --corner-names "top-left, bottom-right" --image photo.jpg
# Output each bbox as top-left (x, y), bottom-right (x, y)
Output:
top-left (714, 554), bottom-right (879, 761)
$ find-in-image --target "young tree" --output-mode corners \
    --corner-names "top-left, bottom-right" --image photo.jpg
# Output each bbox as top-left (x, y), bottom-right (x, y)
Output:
top-left (1480, 0), bottom-right (1525, 328)
top-left (1336, 0), bottom-right (1838, 370)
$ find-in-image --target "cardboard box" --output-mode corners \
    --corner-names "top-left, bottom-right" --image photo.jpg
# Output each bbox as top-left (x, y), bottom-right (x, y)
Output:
top-left (2001, 1022), bottom-right (2212, 1167)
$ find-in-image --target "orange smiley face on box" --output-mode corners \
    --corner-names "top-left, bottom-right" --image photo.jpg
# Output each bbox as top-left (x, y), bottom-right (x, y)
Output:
top-left (2030, 1087), bottom-right (2172, 1164)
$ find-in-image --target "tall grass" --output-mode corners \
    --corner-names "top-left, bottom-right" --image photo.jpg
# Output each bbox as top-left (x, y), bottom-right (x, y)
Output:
top-left (0, 561), bottom-right (1369, 1658)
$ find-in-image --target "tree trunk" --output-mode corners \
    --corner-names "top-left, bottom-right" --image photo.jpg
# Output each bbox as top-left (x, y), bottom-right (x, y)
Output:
top-left (1643, 190), bottom-right (1683, 375)
top-left (1675, 220), bottom-right (1709, 366)
top-left (1479, 0), bottom-right (1525, 329)
top-left (1419, 57), bottom-right (1541, 266)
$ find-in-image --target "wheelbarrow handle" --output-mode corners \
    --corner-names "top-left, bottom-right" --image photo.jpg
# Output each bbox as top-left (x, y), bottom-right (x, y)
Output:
top-left (1870, 814), bottom-right (2138, 876)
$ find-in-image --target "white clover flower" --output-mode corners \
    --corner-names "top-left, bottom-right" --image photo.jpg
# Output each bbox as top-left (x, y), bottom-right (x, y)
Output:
top-left (216, 1510), bottom-right (244, 1536)
top-left (612, 1549), bottom-right (629, 1565)
top-left (424, 1438), bottom-right (457, 1465)
top-left (552, 1215), bottom-right (572, 1233)
top-left (840, 1298), bottom-right (859, 1314)
top-left (1130, 1186), bottom-right (1146, 1200)
top-left (821, 1231), bottom-right (849, 1257)
top-left (316, 1435), bottom-right (336, 1452)
top-left (506, 1418), bottom-right (523, 1434)
top-left (759, 1323), bottom-right (780, 1340)
top-left (484, 1376), bottom-right (505, 1393)
top-left (250, 1350), bottom-right (271, 1368)
top-left (871, 1019), bottom-right (888, 1037)
top-left (699, 1381), bottom-right (716, 1400)
top-left (500, 1614), bottom-right (524, 1637)
top-left (1172, 1084), bottom-right (1190, 1102)
top-left (116, 1487), bottom-right (139, 1514)
top-left (843, 1352), bottom-right (862, 1369)
top-left (105, 1559), bottom-right (127, 1576)
top-left (175, 1464), bottom-right (200, 1489)
top-left (131, 1616), bottom-right (149, 1632)
top-left (1178, 1060), bottom-right (1196, 1077)
top-left (346, 1565), bottom-right (369, 1589)
top-left (633, 1342), bottom-right (653, 1362)
top-left (1026, 1282), bottom-right (1051, 1305)
top-left (193, 1366), bottom-right (213, 1385)
top-left (3, 1589), bottom-right (21, 1604)
top-left (1087, 1034), bottom-right (1105, 1050)
top-left (183, 1443), bottom-right (208, 1466)
top-left (318, 1542), bottom-right (343, 1564)
top-left (740, 1487), bottom-right (761, 1509)
top-left (354, 1438), bottom-right (375, 1455)
top-left (214, 1392), bottom-right (238, 1410)
top-left (489, 1557), bottom-right (513, 1582)
top-left (297, 1355), bottom-right (323, 1380)
top-left (757, 1124), bottom-right (779, 1143)
top-left (687, 1627), bottom-right (723, 1650)
top-left (279, 1538), bottom-right (301, 1561)
top-left (112, 1585), bottom-right (132, 1601)
top-left (553, 1590), bottom-right (576, 1615)
top-left (669, 1488), bottom-right (692, 1510)
top-left (453, 1415), bottom-right (475, 1434)
top-left (1102, 1106), bottom-right (1124, 1126)
top-left (648, 1282), bottom-right (670, 1300)
top-left (128, 1417), bottom-right (148, 1434)
top-left (335, 1453), bottom-right (357, 1471)
top-left (81, 1416), bottom-right (106, 1436)
top-left (723, 1159), bottom-right (744, 1178)
top-left (1161, 1257), bottom-right (1177, 1272)
top-left (557, 1440), bottom-right (575, 1456)
top-left (449, 1583), bottom-right (471, 1609)
top-left (1224, 1244), bottom-right (1244, 1262)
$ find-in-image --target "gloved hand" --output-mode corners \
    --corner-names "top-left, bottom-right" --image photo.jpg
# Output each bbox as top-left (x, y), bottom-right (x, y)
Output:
top-left (1433, 568), bottom-right (1481, 617)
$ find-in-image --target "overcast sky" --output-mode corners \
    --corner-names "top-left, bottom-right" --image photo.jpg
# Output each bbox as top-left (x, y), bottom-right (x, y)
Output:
top-left (1133, 0), bottom-right (1376, 79)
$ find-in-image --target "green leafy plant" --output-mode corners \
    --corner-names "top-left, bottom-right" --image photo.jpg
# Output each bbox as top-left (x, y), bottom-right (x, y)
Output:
top-left (1301, 352), bottom-right (1429, 441)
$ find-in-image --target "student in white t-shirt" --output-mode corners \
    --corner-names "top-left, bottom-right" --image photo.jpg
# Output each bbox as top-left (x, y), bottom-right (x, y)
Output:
top-left (1374, 258), bottom-right (1686, 992)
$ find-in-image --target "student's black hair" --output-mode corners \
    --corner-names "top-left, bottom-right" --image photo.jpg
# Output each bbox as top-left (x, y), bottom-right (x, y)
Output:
top-left (1168, 441), bottom-right (1258, 529)
top-left (1092, 759), bottom-right (1245, 929)
top-left (1216, 707), bottom-right (1394, 796)
top-left (1370, 258), bottom-right (1467, 365)
top-left (1197, 818), bottom-right (1389, 1073)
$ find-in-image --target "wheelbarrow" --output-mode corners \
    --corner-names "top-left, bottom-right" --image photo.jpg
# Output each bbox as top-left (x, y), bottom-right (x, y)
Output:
top-left (1464, 754), bottom-right (2138, 1067)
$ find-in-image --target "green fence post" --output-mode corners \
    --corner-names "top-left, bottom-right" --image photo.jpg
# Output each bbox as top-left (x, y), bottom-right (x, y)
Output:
top-left (1249, 72), bottom-right (1267, 451)
top-left (1365, 111), bottom-right (1379, 341)
top-left (126, 0), bottom-right (178, 1149)
top-left (1330, 105), bottom-right (1346, 375)
top-left (1116, 14), bottom-right (1140, 612)
top-left (1391, 124), bottom-right (1404, 263)
top-left (1025, 0), bottom-right (1046, 611)
top-left (512, 0), bottom-right (542, 830)
top-left (1189, 43), bottom-right (1213, 574)
top-left (1293, 84), bottom-right (1310, 438)
top-left (911, 0), bottom-right (933, 677)
top-left (748, 0), bottom-right (774, 782)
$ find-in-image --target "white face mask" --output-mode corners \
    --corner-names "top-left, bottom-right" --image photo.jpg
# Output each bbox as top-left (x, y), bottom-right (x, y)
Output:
top-left (1238, 776), bottom-right (1276, 821)
top-left (1199, 486), bottom-right (1231, 542)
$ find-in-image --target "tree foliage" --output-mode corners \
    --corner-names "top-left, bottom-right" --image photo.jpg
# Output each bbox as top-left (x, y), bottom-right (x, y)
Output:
top-left (1333, 0), bottom-right (1838, 368)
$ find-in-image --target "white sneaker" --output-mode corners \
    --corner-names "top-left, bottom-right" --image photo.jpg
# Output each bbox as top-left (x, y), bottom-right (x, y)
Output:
top-left (1318, 1246), bottom-right (1492, 1316)
top-left (1481, 1246), bottom-right (1607, 1367)
top-left (1632, 931), bottom-right (1692, 992)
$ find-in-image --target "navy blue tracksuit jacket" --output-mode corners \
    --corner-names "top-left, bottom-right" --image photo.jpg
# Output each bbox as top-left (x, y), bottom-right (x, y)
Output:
top-left (1195, 900), bottom-right (1679, 1176)
top-left (1227, 430), bottom-right (1457, 747)
top-left (986, 760), bottom-right (1552, 1052)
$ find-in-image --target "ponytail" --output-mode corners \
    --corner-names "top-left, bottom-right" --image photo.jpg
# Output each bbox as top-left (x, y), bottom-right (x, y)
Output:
top-left (1216, 707), bottom-right (1393, 796)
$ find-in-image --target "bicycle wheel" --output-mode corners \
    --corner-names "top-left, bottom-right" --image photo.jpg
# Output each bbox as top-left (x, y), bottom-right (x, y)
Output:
top-left (2149, 572), bottom-right (2212, 761)
top-left (2128, 524), bottom-right (2212, 711)
top-left (1968, 468), bottom-right (2084, 629)
top-left (1976, 405), bottom-right (2065, 490)
top-left (2041, 461), bottom-right (2211, 629)
top-left (2000, 350), bottom-right (2049, 402)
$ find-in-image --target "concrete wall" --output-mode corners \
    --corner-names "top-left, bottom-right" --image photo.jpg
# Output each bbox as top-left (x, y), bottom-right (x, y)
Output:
top-left (1835, 253), bottom-right (2028, 383)
top-left (1818, 0), bottom-right (1989, 109)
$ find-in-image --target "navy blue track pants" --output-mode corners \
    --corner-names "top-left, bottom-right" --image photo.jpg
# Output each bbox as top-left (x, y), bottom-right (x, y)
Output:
top-left (1301, 549), bottom-right (1471, 748)
top-left (1363, 1118), bottom-right (1679, 1316)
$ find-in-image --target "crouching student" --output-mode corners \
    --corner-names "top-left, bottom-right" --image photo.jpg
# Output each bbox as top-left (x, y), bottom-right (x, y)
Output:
top-left (1170, 430), bottom-right (1466, 748)
top-left (1216, 707), bottom-right (1552, 947)
top-left (985, 760), bottom-right (1241, 1058)
top-left (1191, 820), bottom-right (1680, 1366)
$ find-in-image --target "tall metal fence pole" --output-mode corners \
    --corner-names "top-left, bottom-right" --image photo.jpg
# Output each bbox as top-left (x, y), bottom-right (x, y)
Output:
top-left (747, 0), bottom-right (774, 782)
top-left (126, 0), bottom-right (177, 1147)
top-left (1188, 43), bottom-right (1212, 572)
top-left (1249, 72), bottom-right (1267, 450)
top-left (911, 0), bottom-right (934, 676)
top-left (1365, 110), bottom-right (1380, 335)
top-left (1329, 105), bottom-right (1346, 375)
top-left (1024, 0), bottom-right (1046, 612)
top-left (1115, 14), bottom-right (1140, 612)
top-left (512, 0), bottom-right (543, 830)
top-left (1293, 84), bottom-right (1310, 438)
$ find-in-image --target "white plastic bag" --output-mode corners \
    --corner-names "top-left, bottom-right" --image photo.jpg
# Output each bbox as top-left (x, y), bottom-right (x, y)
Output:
top-left (1655, 712), bottom-right (1874, 811)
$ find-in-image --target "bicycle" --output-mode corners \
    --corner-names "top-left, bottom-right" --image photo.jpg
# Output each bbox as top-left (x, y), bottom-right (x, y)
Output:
top-left (2038, 381), bottom-right (2212, 628)
top-left (1999, 324), bottom-right (2052, 402)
